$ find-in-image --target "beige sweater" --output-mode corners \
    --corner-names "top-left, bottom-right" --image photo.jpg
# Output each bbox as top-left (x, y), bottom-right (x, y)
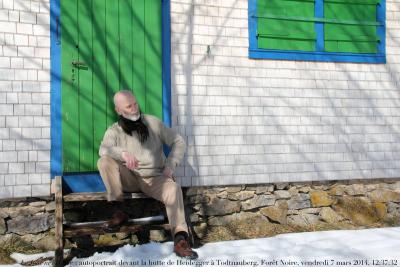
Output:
top-left (99, 114), bottom-right (186, 178)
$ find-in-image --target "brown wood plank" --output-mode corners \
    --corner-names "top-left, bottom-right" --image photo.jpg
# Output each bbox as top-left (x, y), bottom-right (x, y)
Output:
top-left (64, 224), bottom-right (170, 238)
top-left (54, 176), bottom-right (64, 267)
top-left (63, 192), bottom-right (149, 202)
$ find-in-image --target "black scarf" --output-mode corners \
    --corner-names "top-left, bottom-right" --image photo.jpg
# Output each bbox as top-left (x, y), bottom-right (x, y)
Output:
top-left (118, 114), bottom-right (149, 143)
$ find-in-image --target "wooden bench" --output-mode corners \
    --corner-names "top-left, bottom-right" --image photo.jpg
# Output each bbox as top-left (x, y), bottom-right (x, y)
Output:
top-left (54, 175), bottom-right (194, 267)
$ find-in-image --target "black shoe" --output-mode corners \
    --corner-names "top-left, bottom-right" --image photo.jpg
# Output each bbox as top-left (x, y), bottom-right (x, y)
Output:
top-left (173, 232), bottom-right (199, 259)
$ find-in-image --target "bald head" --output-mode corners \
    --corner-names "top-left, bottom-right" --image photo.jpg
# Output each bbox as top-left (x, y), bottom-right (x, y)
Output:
top-left (114, 90), bottom-right (140, 120)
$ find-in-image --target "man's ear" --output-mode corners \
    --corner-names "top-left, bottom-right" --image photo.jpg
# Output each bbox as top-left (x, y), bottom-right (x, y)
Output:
top-left (115, 107), bottom-right (121, 115)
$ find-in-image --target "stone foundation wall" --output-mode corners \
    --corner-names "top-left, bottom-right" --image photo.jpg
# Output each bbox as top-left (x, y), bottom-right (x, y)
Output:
top-left (1, 179), bottom-right (400, 253)
top-left (186, 179), bottom-right (400, 238)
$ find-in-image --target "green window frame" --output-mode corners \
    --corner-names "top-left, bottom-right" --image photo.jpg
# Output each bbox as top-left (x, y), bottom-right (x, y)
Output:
top-left (248, 0), bottom-right (386, 63)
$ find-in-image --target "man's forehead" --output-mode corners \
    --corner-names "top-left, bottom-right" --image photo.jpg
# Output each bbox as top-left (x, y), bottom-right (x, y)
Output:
top-left (115, 92), bottom-right (136, 105)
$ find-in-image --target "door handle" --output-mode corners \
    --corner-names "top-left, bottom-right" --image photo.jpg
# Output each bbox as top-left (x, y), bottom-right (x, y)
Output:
top-left (71, 61), bottom-right (88, 70)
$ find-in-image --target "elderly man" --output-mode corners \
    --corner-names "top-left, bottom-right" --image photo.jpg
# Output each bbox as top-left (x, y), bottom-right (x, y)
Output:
top-left (97, 90), bottom-right (198, 259)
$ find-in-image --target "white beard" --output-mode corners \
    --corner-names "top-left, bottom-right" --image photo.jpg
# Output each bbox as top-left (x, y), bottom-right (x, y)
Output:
top-left (122, 112), bottom-right (141, 122)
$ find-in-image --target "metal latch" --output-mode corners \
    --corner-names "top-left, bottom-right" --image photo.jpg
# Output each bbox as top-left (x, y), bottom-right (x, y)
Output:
top-left (71, 61), bottom-right (88, 70)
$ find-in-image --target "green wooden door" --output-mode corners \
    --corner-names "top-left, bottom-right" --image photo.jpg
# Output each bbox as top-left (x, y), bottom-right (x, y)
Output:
top-left (61, 0), bottom-right (163, 173)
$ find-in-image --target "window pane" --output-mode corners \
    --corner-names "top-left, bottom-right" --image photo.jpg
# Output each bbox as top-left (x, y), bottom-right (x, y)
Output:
top-left (257, 0), bottom-right (316, 51)
top-left (324, 0), bottom-right (379, 53)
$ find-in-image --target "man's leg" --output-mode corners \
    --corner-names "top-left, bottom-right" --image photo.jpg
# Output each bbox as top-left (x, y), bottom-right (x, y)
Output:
top-left (97, 155), bottom-right (140, 201)
top-left (137, 176), bottom-right (188, 236)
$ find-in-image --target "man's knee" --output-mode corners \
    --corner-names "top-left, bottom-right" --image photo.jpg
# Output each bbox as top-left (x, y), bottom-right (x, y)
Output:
top-left (97, 155), bottom-right (118, 171)
top-left (163, 182), bottom-right (183, 206)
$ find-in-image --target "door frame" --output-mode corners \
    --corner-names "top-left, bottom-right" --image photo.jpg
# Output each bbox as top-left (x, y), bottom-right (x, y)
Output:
top-left (50, 0), bottom-right (172, 181)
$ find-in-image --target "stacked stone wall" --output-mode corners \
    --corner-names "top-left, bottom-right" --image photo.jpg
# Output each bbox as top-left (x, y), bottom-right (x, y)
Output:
top-left (1, 179), bottom-right (400, 251)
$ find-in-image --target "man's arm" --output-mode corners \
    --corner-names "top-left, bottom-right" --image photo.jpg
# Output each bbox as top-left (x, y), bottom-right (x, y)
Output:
top-left (159, 122), bottom-right (186, 174)
top-left (99, 127), bottom-right (126, 161)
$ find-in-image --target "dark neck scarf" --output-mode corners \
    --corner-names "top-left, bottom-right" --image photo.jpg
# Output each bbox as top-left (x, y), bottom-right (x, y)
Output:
top-left (118, 114), bottom-right (149, 143)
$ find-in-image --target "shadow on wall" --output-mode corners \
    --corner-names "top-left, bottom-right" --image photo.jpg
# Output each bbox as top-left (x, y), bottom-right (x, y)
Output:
top-left (171, 0), bottom-right (400, 187)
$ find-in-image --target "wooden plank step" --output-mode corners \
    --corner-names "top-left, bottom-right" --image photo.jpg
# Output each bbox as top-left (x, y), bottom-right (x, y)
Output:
top-left (65, 215), bottom-right (166, 228)
top-left (64, 223), bottom-right (170, 238)
top-left (63, 192), bottom-right (149, 202)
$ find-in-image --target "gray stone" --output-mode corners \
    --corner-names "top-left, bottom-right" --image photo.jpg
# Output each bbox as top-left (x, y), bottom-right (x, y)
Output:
top-left (329, 185), bottom-right (346, 196)
top-left (7, 206), bottom-right (44, 218)
top-left (227, 191), bottom-right (255, 201)
top-left (241, 195), bottom-right (276, 210)
top-left (21, 233), bottom-right (46, 244)
top-left (387, 202), bottom-right (400, 214)
top-left (29, 201), bottom-right (47, 207)
top-left (301, 208), bottom-right (321, 214)
top-left (288, 194), bottom-right (311, 210)
top-left (217, 191), bottom-right (228, 199)
top-left (368, 189), bottom-right (400, 202)
top-left (193, 223), bottom-right (208, 238)
top-left (34, 235), bottom-right (58, 251)
top-left (246, 185), bottom-right (274, 194)
top-left (288, 187), bottom-right (299, 196)
top-left (7, 214), bottom-right (54, 235)
top-left (186, 188), bottom-right (201, 196)
top-left (298, 186), bottom-right (311, 193)
top-left (0, 208), bottom-right (8, 218)
top-left (288, 214), bottom-right (319, 227)
top-left (226, 186), bottom-right (244, 193)
top-left (208, 212), bottom-right (259, 226)
top-left (0, 218), bottom-right (6, 234)
top-left (190, 213), bottom-right (200, 223)
top-left (389, 181), bottom-right (400, 191)
top-left (274, 190), bottom-right (291, 199)
top-left (45, 201), bottom-right (56, 212)
top-left (150, 230), bottom-right (167, 242)
top-left (205, 198), bottom-right (240, 216)
top-left (276, 183), bottom-right (289, 190)
top-left (344, 184), bottom-right (366, 196)
top-left (260, 202), bottom-right (288, 224)
top-left (189, 195), bottom-right (210, 204)
top-left (320, 207), bottom-right (343, 223)
top-left (205, 187), bottom-right (226, 194)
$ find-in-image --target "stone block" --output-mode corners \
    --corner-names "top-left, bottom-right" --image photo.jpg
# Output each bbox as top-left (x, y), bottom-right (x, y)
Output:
top-left (227, 191), bottom-right (254, 201)
top-left (0, 218), bottom-right (6, 234)
top-left (373, 202), bottom-right (387, 220)
top-left (344, 184), bottom-right (366, 196)
top-left (320, 207), bottom-right (343, 223)
top-left (241, 195), bottom-right (275, 210)
top-left (205, 197), bottom-right (240, 216)
top-left (310, 190), bottom-right (334, 207)
top-left (328, 185), bottom-right (346, 196)
top-left (7, 214), bottom-right (54, 235)
top-left (208, 212), bottom-right (259, 226)
top-left (260, 201), bottom-right (288, 224)
top-left (274, 190), bottom-right (291, 199)
top-left (368, 189), bottom-right (400, 203)
top-left (287, 214), bottom-right (319, 228)
top-left (287, 194), bottom-right (310, 210)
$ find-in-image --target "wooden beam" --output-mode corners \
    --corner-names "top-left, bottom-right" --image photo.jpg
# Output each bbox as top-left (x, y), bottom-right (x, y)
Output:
top-left (63, 192), bottom-right (149, 202)
top-left (54, 176), bottom-right (64, 267)
top-left (64, 223), bottom-right (170, 238)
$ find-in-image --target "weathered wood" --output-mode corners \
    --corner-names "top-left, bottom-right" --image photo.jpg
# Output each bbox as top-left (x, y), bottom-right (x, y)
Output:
top-left (54, 176), bottom-right (64, 267)
top-left (64, 223), bottom-right (170, 238)
top-left (63, 192), bottom-right (149, 202)
top-left (66, 215), bottom-right (166, 228)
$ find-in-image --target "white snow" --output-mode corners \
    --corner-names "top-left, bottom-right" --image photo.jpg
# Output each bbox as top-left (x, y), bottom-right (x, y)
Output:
top-left (2, 227), bottom-right (400, 267)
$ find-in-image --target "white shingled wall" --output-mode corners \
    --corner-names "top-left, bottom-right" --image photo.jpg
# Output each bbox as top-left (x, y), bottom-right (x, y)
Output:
top-left (0, 0), bottom-right (50, 198)
top-left (0, 0), bottom-right (399, 198)
top-left (170, 0), bottom-right (400, 187)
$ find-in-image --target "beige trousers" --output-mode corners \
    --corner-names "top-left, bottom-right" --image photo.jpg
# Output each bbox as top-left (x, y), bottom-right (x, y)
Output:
top-left (97, 156), bottom-right (188, 236)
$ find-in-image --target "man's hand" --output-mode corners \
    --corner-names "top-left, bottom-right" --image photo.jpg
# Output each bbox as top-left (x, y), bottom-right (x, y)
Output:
top-left (163, 166), bottom-right (174, 179)
top-left (121, 152), bottom-right (139, 170)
